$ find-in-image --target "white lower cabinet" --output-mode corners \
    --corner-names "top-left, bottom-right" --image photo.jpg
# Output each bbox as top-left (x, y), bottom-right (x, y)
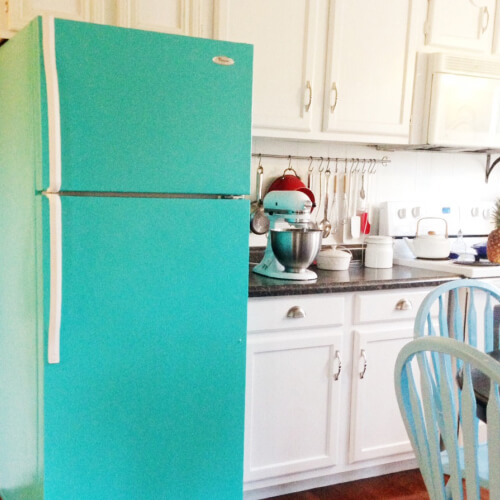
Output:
top-left (245, 295), bottom-right (345, 482)
top-left (245, 330), bottom-right (343, 481)
top-left (348, 328), bottom-right (414, 463)
top-left (245, 287), bottom-right (434, 498)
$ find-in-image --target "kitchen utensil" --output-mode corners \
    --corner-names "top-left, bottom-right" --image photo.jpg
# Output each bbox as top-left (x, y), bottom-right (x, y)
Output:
top-left (330, 170), bottom-right (338, 234)
top-left (350, 165), bottom-right (361, 239)
top-left (316, 246), bottom-right (352, 271)
top-left (271, 227), bottom-right (322, 273)
top-left (341, 172), bottom-right (348, 226)
top-left (364, 236), bottom-right (393, 268)
top-left (250, 163), bottom-right (270, 234)
top-left (253, 190), bottom-right (320, 281)
top-left (318, 168), bottom-right (332, 238)
top-left (267, 167), bottom-right (305, 192)
top-left (403, 217), bottom-right (451, 259)
top-left (267, 165), bottom-right (316, 211)
top-left (307, 156), bottom-right (314, 190)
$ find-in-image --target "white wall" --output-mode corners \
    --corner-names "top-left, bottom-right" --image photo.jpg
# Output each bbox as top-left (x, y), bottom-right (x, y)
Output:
top-left (250, 137), bottom-right (500, 247)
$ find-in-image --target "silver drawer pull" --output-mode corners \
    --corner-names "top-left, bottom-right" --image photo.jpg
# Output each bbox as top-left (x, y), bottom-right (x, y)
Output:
top-left (333, 350), bottom-right (342, 381)
top-left (395, 298), bottom-right (412, 311)
top-left (359, 349), bottom-right (367, 379)
top-left (287, 306), bottom-right (306, 319)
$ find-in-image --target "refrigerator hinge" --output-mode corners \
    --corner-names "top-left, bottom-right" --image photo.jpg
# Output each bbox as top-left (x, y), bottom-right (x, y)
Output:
top-left (221, 195), bottom-right (246, 200)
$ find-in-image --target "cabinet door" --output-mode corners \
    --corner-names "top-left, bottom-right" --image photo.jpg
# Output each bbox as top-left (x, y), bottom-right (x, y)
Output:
top-left (214, 0), bottom-right (319, 133)
top-left (116, 0), bottom-right (195, 36)
top-left (349, 328), bottom-right (413, 463)
top-left (323, 0), bottom-right (424, 143)
top-left (244, 331), bottom-right (342, 481)
top-left (425, 0), bottom-right (495, 52)
top-left (6, 0), bottom-right (103, 31)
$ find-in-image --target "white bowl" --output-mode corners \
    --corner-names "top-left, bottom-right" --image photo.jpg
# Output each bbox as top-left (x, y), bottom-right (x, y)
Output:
top-left (316, 247), bottom-right (352, 271)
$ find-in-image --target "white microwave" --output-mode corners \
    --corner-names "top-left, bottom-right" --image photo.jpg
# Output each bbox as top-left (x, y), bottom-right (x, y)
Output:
top-left (410, 52), bottom-right (500, 148)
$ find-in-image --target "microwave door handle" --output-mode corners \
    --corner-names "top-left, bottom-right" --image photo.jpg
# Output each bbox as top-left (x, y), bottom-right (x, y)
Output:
top-left (43, 193), bottom-right (62, 364)
top-left (481, 6), bottom-right (490, 34)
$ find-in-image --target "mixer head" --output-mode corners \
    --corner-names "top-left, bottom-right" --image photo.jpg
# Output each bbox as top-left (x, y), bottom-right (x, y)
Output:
top-left (263, 190), bottom-right (313, 224)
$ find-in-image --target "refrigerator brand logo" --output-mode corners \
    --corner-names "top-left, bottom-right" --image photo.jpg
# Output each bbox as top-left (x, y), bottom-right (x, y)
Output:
top-left (212, 56), bottom-right (235, 66)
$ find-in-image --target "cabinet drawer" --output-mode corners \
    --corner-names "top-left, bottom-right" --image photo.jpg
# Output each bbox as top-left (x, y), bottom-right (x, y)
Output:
top-left (248, 295), bottom-right (345, 332)
top-left (353, 289), bottom-right (432, 324)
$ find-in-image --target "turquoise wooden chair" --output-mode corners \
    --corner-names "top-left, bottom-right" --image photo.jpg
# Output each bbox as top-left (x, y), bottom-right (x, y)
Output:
top-left (395, 336), bottom-right (500, 500)
top-left (414, 278), bottom-right (500, 351)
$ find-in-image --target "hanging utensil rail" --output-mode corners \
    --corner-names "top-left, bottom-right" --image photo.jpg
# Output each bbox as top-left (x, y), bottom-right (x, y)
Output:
top-left (252, 153), bottom-right (390, 168)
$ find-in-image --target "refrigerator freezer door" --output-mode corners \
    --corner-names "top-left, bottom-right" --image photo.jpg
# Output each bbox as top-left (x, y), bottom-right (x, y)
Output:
top-left (41, 18), bottom-right (252, 195)
top-left (42, 196), bottom-right (249, 499)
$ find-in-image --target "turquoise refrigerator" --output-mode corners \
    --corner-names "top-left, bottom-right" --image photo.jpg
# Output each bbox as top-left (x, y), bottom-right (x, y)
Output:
top-left (0, 17), bottom-right (252, 500)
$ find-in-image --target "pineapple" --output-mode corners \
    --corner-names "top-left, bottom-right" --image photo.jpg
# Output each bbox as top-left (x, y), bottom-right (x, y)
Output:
top-left (487, 199), bottom-right (500, 263)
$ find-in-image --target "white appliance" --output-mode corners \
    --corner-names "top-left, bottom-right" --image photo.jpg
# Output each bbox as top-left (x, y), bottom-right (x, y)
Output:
top-left (379, 201), bottom-right (500, 278)
top-left (410, 52), bottom-right (500, 149)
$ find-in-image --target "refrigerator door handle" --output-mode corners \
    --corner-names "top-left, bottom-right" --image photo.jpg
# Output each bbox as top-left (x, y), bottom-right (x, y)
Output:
top-left (44, 192), bottom-right (62, 364)
top-left (42, 15), bottom-right (62, 192)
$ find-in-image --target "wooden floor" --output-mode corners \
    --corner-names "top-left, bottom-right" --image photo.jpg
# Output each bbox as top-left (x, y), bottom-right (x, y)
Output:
top-left (268, 468), bottom-right (489, 499)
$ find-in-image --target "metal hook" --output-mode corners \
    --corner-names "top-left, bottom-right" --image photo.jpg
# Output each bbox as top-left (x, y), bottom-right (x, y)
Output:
top-left (257, 153), bottom-right (263, 169)
top-left (307, 156), bottom-right (314, 172)
top-left (361, 158), bottom-right (367, 174)
top-left (369, 159), bottom-right (377, 174)
top-left (349, 158), bottom-right (356, 173)
top-left (334, 158), bottom-right (338, 174)
top-left (318, 157), bottom-right (325, 172)
top-left (288, 155), bottom-right (292, 170)
top-left (325, 158), bottom-right (331, 173)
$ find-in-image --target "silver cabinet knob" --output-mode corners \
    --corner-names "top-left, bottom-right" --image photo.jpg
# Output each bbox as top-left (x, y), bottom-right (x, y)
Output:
top-left (395, 298), bottom-right (412, 311)
top-left (286, 306), bottom-right (306, 319)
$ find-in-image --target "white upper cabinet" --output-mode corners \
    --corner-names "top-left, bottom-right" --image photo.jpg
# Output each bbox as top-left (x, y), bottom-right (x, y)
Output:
top-left (4, 0), bottom-right (104, 32)
top-left (425, 0), bottom-right (496, 52)
top-left (214, 0), bottom-right (320, 134)
top-left (214, 0), bottom-right (427, 144)
top-left (116, 0), bottom-right (199, 36)
top-left (323, 0), bottom-right (425, 143)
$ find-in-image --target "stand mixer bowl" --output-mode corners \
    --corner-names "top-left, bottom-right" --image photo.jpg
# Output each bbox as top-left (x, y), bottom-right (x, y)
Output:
top-left (271, 228), bottom-right (322, 273)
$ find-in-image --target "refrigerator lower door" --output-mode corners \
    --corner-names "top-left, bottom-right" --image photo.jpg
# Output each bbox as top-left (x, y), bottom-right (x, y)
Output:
top-left (42, 196), bottom-right (249, 500)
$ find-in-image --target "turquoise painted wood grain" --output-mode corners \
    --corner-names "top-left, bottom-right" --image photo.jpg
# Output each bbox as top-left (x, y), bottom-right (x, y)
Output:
top-left (43, 196), bottom-right (249, 499)
top-left (51, 19), bottom-right (253, 195)
top-left (395, 337), bottom-right (500, 499)
top-left (0, 20), bottom-right (45, 500)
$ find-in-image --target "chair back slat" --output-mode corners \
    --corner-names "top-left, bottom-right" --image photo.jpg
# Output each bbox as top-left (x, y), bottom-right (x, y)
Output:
top-left (484, 295), bottom-right (493, 352)
top-left (413, 355), bottom-right (447, 499)
top-left (467, 289), bottom-right (478, 348)
top-left (460, 363), bottom-right (480, 500)
top-left (487, 382), bottom-right (500, 500)
top-left (438, 295), bottom-right (448, 338)
top-left (437, 352), bottom-right (463, 499)
top-left (451, 289), bottom-right (464, 342)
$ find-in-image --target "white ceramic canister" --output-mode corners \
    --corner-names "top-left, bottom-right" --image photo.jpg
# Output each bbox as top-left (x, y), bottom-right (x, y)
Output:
top-left (364, 236), bottom-right (394, 269)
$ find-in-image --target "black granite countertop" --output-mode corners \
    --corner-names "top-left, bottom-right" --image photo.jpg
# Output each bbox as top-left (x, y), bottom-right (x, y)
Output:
top-left (248, 263), bottom-right (461, 298)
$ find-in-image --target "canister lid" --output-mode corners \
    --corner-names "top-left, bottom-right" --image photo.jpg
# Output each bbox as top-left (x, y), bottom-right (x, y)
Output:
top-left (366, 236), bottom-right (393, 245)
